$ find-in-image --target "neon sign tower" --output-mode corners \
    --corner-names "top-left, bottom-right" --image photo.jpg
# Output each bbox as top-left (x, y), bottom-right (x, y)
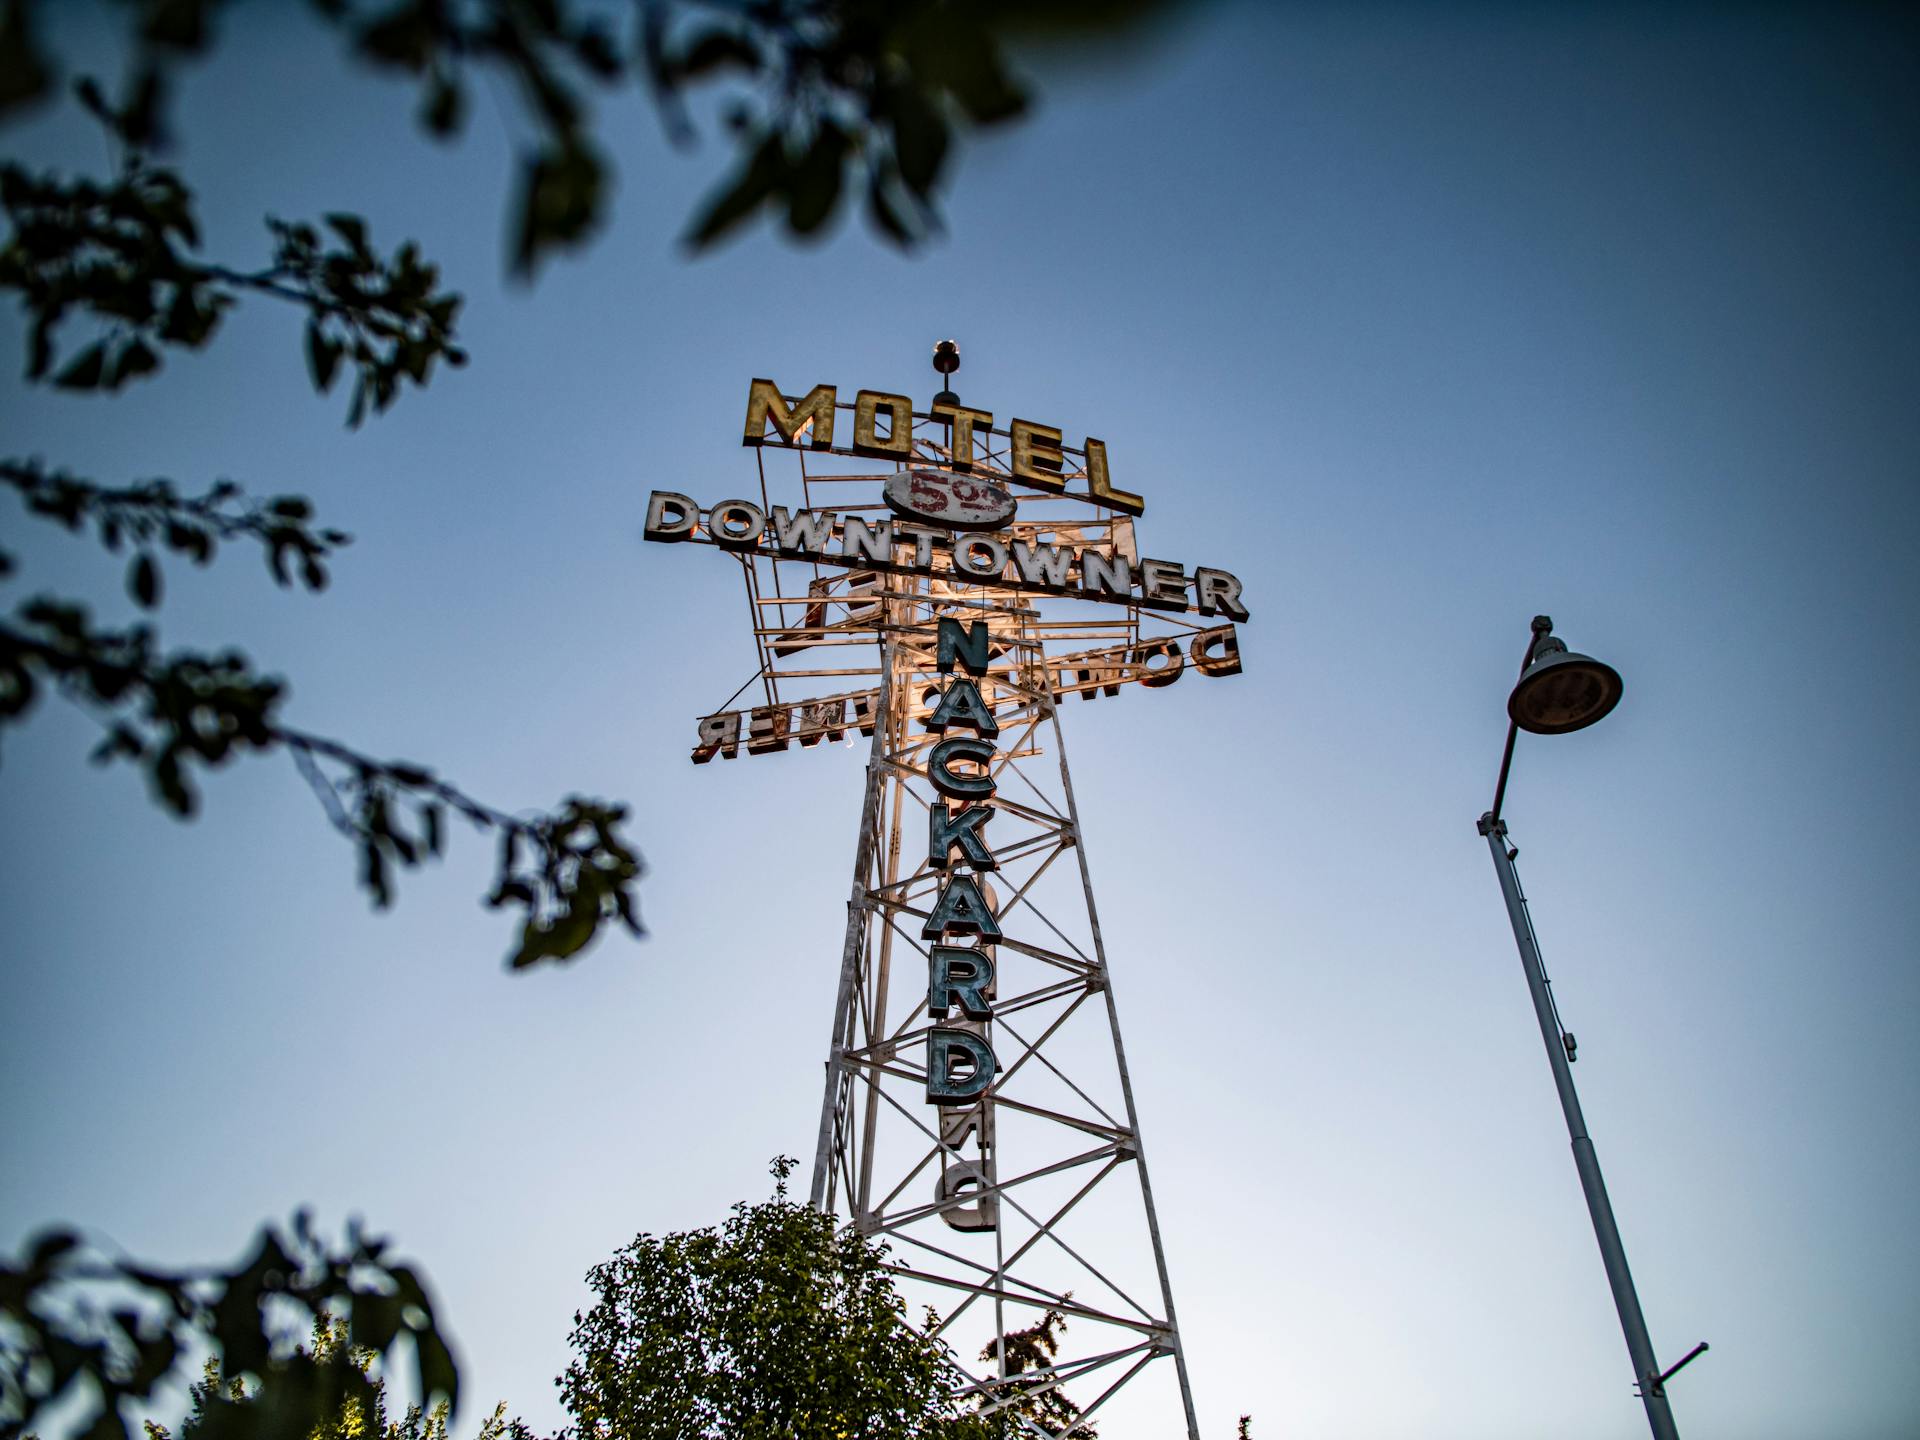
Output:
top-left (646, 343), bottom-right (1250, 1438)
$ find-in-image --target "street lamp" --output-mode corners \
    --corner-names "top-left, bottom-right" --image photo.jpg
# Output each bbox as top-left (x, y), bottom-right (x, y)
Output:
top-left (1479, 616), bottom-right (1704, 1440)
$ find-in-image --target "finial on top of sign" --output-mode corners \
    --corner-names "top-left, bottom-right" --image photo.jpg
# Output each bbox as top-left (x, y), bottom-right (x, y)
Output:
top-left (932, 338), bottom-right (960, 409)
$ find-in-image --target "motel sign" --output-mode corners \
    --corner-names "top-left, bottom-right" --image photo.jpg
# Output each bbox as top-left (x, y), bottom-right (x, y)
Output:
top-left (646, 347), bottom-right (1252, 1439)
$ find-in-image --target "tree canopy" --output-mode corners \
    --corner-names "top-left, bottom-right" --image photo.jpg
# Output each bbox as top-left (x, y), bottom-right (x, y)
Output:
top-left (556, 1158), bottom-right (1009, 1440)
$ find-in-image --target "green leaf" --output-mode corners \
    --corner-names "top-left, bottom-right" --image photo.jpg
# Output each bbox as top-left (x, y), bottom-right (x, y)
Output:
top-left (75, 75), bottom-right (111, 123)
top-left (674, 30), bottom-right (760, 80)
top-left (357, 10), bottom-right (435, 70)
top-left (27, 315), bottom-right (54, 378)
top-left (0, 0), bottom-right (54, 116)
top-left (421, 75), bottom-right (464, 136)
top-left (323, 213), bottom-right (369, 256)
top-left (117, 66), bottom-right (167, 148)
top-left (128, 552), bottom-right (160, 609)
top-left (28, 1228), bottom-right (80, 1268)
top-left (866, 167), bottom-right (917, 250)
top-left (683, 132), bottom-right (785, 252)
top-left (785, 126), bottom-right (848, 236)
top-left (574, 23), bottom-right (622, 79)
top-left (929, 25), bottom-right (1028, 126)
top-left (128, 1329), bottom-right (180, 1391)
top-left (112, 338), bottom-right (161, 384)
top-left (209, 1230), bottom-right (289, 1378)
top-left (140, 0), bottom-right (211, 53)
top-left (488, 878), bottom-right (534, 909)
top-left (512, 138), bottom-right (607, 276)
top-left (54, 342), bottom-right (107, 390)
top-left (305, 324), bottom-right (342, 391)
top-left (350, 1290), bottom-right (402, 1355)
top-left (885, 84), bottom-right (949, 196)
top-left (80, 1398), bottom-right (129, 1440)
top-left (414, 1315), bottom-right (457, 1410)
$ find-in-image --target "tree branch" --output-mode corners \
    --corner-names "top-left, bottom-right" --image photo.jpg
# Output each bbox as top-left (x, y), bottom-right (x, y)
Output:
top-left (0, 1216), bottom-right (458, 1440)
top-left (1, 459), bottom-right (351, 607)
top-left (0, 600), bottom-right (644, 970)
top-left (0, 148), bottom-right (465, 424)
top-left (0, 3), bottom-right (1083, 273)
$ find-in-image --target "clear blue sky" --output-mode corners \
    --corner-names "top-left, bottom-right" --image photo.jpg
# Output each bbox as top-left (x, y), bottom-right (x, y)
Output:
top-left (4, 4), bottom-right (1917, 1438)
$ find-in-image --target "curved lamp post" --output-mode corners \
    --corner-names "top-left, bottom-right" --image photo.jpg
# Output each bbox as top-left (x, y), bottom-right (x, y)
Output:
top-left (1478, 616), bottom-right (1702, 1439)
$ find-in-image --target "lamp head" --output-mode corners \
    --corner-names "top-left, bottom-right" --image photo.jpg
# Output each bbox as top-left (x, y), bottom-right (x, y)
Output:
top-left (1508, 627), bottom-right (1623, 735)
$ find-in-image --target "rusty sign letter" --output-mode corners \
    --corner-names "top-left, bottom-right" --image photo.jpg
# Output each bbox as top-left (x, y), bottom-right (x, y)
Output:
top-left (938, 617), bottom-right (991, 676)
top-left (930, 801), bottom-right (997, 871)
top-left (743, 379), bottom-right (835, 448)
top-left (927, 1028), bottom-right (997, 1104)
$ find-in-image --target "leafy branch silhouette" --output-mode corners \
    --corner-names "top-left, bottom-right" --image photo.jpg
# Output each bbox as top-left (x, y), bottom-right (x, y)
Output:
top-left (0, 1), bottom-right (1124, 273)
top-left (0, 592), bottom-right (643, 971)
top-left (0, 1217), bottom-right (458, 1440)
top-left (1, 109), bottom-right (466, 426)
top-left (2, 460), bottom-right (351, 604)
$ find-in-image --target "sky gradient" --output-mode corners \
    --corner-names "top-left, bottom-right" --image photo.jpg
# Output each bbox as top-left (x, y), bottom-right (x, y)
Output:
top-left (4, 4), bottom-right (1918, 1438)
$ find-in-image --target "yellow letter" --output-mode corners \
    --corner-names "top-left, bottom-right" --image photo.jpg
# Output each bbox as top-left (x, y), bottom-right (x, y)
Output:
top-left (1084, 438), bottom-right (1143, 515)
top-left (744, 378), bottom-right (835, 449)
top-left (853, 389), bottom-right (914, 459)
top-left (930, 403), bottom-right (993, 471)
top-left (1009, 419), bottom-right (1065, 491)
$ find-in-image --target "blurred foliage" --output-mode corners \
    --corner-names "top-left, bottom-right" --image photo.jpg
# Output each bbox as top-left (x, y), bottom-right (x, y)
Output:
top-left (1, 461), bottom-right (351, 606)
top-left (144, 1318), bottom-right (516, 1440)
top-left (0, 593), bottom-right (643, 970)
top-left (0, 1218), bottom-right (457, 1440)
top-left (0, 0), bottom-right (1171, 972)
top-left (0, 135), bottom-right (466, 425)
top-left (0, 6), bottom-right (664, 972)
top-left (552, 1158), bottom-right (1016, 1440)
top-left (0, 1), bottom-right (1172, 270)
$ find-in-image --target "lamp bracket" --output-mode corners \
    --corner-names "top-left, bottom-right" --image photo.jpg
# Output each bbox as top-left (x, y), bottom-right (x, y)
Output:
top-left (1656, 1341), bottom-right (1710, 1390)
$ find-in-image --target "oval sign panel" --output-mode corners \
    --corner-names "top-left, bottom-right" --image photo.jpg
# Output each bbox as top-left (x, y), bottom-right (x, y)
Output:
top-left (884, 469), bottom-right (1016, 532)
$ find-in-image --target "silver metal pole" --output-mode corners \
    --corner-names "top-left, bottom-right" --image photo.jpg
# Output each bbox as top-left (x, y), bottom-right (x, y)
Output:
top-left (1479, 812), bottom-right (1680, 1440)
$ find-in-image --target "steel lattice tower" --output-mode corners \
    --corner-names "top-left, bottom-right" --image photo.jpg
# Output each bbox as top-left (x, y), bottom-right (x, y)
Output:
top-left (808, 568), bottom-right (1201, 1439)
top-left (650, 350), bottom-right (1250, 1438)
